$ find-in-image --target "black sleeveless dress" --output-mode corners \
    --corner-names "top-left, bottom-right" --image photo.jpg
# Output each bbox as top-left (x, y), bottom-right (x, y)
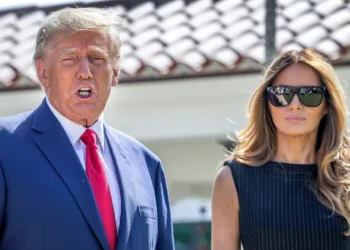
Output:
top-left (224, 160), bottom-right (350, 250)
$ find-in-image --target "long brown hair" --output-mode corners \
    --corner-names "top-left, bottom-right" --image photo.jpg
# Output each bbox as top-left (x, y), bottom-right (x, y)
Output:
top-left (230, 49), bottom-right (350, 234)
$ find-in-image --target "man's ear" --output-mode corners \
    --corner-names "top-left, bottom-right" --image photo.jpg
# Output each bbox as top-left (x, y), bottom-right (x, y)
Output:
top-left (111, 68), bottom-right (119, 87)
top-left (35, 59), bottom-right (49, 88)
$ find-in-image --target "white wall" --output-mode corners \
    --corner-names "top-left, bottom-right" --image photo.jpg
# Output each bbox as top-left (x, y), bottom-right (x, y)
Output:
top-left (0, 73), bottom-right (259, 141)
top-left (2, 65), bottom-right (348, 142)
top-left (143, 137), bottom-right (226, 202)
top-left (1, 66), bottom-right (349, 202)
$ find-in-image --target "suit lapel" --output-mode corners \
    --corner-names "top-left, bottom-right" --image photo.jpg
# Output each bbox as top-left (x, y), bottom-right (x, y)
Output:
top-left (105, 126), bottom-right (137, 250)
top-left (31, 100), bottom-right (110, 250)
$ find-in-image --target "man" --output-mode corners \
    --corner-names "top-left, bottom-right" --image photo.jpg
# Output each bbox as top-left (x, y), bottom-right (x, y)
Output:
top-left (0, 7), bottom-right (175, 250)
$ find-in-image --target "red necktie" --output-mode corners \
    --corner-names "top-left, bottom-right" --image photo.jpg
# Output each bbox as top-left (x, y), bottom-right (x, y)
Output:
top-left (81, 129), bottom-right (117, 250)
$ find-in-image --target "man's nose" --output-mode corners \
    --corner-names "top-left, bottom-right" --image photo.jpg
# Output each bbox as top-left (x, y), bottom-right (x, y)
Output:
top-left (77, 58), bottom-right (93, 79)
top-left (288, 93), bottom-right (302, 110)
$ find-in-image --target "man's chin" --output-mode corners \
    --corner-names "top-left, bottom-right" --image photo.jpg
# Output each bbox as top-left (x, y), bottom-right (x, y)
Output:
top-left (72, 102), bottom-right (100, 112)
top-left (74, 116), bottom-right (99, 127)
top-left (68, 110), bottom-right (100, 127)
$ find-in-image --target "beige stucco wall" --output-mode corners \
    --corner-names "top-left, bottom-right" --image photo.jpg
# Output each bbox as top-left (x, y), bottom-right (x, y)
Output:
top-left (0, 65), bottom-right (349, 204)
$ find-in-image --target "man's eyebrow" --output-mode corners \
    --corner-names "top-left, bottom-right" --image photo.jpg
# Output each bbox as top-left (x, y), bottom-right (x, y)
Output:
top-left (59, 48), bottom-right (79, 56)
top-left (57, 47), bottom-right (110, 58)
top-left (88, 46), bottom-right (109, 57)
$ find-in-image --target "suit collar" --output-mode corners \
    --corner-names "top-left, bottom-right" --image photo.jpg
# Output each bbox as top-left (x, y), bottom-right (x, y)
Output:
top-left (105, 126), bottom-right (137, 250)
top-left (44, 97), bottom-right (105, 151)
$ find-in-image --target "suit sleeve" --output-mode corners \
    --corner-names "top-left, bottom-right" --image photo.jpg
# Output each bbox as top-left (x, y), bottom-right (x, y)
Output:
top-left (154, 160), bottom-right (175, 250)
top-left (0, 162), bottom-right (5, 235)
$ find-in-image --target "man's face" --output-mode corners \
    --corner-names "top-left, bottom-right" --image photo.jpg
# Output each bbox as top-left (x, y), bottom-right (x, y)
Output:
top-left (35, 30), bottom-right (118, 126)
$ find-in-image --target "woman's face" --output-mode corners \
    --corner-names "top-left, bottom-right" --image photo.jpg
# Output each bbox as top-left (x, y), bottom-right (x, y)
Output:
top-left (268, 63), bottom-right (328, 137)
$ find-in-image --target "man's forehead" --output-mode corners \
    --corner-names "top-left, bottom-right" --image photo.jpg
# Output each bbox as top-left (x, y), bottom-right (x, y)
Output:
top-left (58, 46), bottom-right (109, 55)
top-left (48, 30), bottom-right (111, 52)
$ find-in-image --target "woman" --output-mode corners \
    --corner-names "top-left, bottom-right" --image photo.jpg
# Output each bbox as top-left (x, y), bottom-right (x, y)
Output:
top-left (211, 49), bottom-right (350, 250)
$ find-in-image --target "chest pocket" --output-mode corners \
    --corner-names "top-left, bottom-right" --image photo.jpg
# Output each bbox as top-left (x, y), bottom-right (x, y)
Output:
top-left (139, 206), bottom-right (156, 219)
top-left (136, 206), bottom-right (157, 249)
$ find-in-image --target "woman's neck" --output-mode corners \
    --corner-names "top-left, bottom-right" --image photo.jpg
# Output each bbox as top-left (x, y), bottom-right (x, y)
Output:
top-left (273, 132), bottom-right (317, 164)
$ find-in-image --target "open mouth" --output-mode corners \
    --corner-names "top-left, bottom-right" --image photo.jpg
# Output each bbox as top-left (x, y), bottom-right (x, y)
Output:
top-left (77, 87), bottom-right (93, 99)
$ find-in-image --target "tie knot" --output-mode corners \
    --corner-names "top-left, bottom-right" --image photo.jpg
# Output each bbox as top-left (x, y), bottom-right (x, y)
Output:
top-left (80, 129), bottom-right (97, 146)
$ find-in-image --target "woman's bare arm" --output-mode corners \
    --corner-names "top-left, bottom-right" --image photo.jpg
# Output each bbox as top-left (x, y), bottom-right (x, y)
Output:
top-left (211, 166), bottom-right (240, 250)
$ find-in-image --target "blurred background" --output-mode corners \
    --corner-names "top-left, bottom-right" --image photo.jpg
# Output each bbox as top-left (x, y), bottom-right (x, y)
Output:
top-left (0, 0), bottom-right (349, 249)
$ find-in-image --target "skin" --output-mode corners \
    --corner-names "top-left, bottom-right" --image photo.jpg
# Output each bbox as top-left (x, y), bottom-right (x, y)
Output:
top-left (35, 29), bottom-right (118, 127)
top-left (211, 63), bottom-right (328, 249)
top-left (211, 166), bottom-right (240, 250)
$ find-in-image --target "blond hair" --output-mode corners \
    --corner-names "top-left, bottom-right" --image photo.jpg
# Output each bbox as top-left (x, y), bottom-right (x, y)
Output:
top-left (33, 7), bottom-right (123, 69)
top-left (231, 49), bottom-right (350, 234)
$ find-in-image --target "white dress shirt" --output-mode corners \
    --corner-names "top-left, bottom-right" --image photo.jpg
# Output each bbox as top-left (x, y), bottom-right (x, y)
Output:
top-left (46, 98), bottom-right (121, 232)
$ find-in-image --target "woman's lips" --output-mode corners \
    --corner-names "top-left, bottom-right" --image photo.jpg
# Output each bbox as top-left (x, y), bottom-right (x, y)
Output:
top-left (285, 116), bottom-right (306, 121)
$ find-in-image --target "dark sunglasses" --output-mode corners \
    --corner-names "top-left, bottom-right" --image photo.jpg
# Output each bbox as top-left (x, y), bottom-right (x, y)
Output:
top-left (266, 85), bottom-right (326, 107)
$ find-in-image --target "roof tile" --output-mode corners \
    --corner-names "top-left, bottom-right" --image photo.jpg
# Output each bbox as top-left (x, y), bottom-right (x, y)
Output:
top-left (186, 0), bottom-right (212, 16)
top-left (315, 0), bottom-right (344, 16)
top-left (331, 24), bottom-right (350, 47)
top-left (0, 0), bottom-right (349, 89)
top-left (0, 66), bottom-right (16, 85)
top-left (166, 38), bottom-right (196, 60)
top-left (156, 0), bottom-right (184, 18)
top-left (159, 12), bottom-right (188, 31)
top-left (215, 0), bottom-right (243, 13)
top-left (128, 1), bottom-right (155, 21)
top-left (189, 9), bottom-right (219, 28)
top-left (315, 39), bottom-right (341, 60)
top-left (296, 26), bottom-right (328, 48)
top-left (288, 12), bottom-right (320, 33)
top-left (283, 1), bottom-right (311, 20)
top-left (0, 13), bottom-right (17, 28)
top-left (213, 48), bottom-right (240, 68)
top-left (179, 50), bottom-right (207, 71)
top-left (198, 35), bottom-right (227, 57)
top-left (220, 6), bottom-right (249, 26)
top-left (322, 8), bottom-right (350, 30)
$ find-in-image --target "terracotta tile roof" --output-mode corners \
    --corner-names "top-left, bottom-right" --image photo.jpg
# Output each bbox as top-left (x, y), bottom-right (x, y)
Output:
top-left (0, 0), bottom-right (349, 90)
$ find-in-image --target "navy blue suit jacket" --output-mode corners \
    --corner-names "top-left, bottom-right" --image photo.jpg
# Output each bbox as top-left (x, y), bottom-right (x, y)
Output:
top-left (0, 100), bottom-right (175, 250)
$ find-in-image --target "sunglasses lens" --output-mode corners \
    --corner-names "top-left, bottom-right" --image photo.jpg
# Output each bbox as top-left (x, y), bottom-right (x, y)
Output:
top-left (267, 87), bottom-right (294, 107)
top-left (298, 87), bottom-right (324, 107)
top-left (267, 86), bottom-right (325, 107)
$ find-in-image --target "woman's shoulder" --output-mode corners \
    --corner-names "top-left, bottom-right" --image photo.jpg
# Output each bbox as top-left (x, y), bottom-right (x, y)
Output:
top-left (223, 159), bottom-right (243, 167)
top-left (213, 162), bottom-right (240, 203)
top-left (223, 158), bottom-right (261, 169)
top-left (221, 159), bottom-right (272, 196)
top-left (223, 158), bottom-right (271, 180)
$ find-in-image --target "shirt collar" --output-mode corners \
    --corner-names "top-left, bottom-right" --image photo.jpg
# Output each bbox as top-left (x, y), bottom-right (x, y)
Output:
top-left (45, 97), bottom-right (105, 151)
